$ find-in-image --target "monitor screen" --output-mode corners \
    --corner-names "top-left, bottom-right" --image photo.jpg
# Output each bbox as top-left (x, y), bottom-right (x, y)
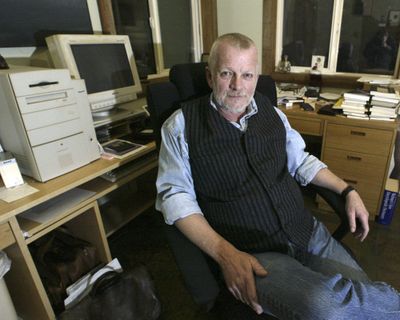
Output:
top-left (46, 34), bottom-right (142, 113)
top-left (71, 43), bottom-right (135, 94)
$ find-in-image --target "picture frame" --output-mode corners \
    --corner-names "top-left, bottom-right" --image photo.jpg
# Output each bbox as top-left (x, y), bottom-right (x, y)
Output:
top-left (311, 55), bottom-right (325, 71)
top-left (388, 10), bottom-right (400, 27)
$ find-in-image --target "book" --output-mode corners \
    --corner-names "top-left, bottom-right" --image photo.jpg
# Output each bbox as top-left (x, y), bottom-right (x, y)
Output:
top-left (102, 139), bottom-right (146, 159)
top-left (369, 116), bottom-right (396, 121)
top-left (370, 91), bottom-right (399, 99)
top-left (376, 178), bottom-right (399, 224)
top-left (343, 91), bottom-right (370, 102)
top-left (369, 106), bottom-right (398, 114)
top-left (371, 96), bottom-right (400, 104)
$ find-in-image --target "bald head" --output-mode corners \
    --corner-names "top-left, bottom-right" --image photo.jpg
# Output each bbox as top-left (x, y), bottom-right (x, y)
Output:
top-left (208, 33), bottom-right (258, 73)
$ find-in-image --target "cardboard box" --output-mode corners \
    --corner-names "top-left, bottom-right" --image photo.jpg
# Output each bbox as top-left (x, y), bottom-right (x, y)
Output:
top-left (376, 178), bottom-right (399, 225)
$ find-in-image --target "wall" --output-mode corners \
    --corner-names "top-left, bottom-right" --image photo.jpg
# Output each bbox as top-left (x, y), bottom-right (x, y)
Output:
top-left (217, 0), bottom-right (263, 68)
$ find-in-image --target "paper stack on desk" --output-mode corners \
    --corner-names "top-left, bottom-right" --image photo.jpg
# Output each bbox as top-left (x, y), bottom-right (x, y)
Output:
top-left (369, 91), bottom-right (400, 121)
top-left (341, 90), bottom-right (370, 120)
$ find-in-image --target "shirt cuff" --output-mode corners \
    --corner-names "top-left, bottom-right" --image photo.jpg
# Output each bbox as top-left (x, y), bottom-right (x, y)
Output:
top-left (295, 154), bottom-right (327, 186)
top-left (156, 193), bottom-right (203, 225)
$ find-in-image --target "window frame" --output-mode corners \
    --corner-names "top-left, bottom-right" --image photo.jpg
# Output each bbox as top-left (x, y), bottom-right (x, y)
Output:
top-left (270, 0), bottom-right (400, 81)
top-left (140, 0), bottom-right (203, 76)
top-left (98, 0), bottom-right (203, 78)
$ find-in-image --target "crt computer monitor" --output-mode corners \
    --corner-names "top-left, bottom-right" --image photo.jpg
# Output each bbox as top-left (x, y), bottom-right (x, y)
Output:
top-left (46, 34), bottom-right (142, 114)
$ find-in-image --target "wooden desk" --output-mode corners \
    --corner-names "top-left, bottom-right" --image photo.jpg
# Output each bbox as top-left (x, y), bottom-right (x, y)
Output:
top-left (281, 105), bottom-right (398, 216)
top-left (0, 141), bottom-right (158, 320)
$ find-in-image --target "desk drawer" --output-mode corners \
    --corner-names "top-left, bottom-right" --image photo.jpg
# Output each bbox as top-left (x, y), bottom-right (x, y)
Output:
top-left (323, 168), bottom-right (381, 206)
top-left (323, 148), bottom-right (387, 183)
top-left (0, 222), bottom-right (15, 250)
top-left (317, 196), bottom-right (379, 217)
top-left (288, 116), bottom-right (323, 136)
top-left (325, 123), bottom-right (393, 155)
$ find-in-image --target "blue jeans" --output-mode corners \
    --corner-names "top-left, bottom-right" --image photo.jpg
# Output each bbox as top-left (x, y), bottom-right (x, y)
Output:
top-left (253, 219), bottom-right (400, 319)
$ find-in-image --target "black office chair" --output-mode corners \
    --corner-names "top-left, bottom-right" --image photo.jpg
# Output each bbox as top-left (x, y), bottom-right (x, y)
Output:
top-left (147, 62), bottom-right (350, 319)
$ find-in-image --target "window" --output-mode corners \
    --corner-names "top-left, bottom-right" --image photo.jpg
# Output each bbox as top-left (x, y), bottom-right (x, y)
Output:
top-left (277, 0), bottom-right (400, 76)
top-left (112, 0), bottom-right (202, 79)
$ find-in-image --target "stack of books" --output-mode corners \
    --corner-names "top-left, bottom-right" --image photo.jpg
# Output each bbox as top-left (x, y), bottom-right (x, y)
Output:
top-left (369, 91), bottom-right (400, 121)
top-left (341, 91), bottom-right (370, 120)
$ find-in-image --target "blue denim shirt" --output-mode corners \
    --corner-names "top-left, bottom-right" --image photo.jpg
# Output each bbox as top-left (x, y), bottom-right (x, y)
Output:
top-left (156, 95), bottom-right (327, 224)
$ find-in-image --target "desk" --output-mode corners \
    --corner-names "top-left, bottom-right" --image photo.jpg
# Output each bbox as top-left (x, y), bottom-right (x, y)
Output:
top-left (281, 105), bottom-right (398, 216)
top-left (0, 141), bottom-right (157, 320)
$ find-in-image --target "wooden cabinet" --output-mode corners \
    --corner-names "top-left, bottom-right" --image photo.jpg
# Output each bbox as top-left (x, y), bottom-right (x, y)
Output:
top-left (283, 105), bottom-right (398, 217)
top-left (320, 121), bottom-right (397, 216)
top-left (286, 115), bottom-right (323, 136)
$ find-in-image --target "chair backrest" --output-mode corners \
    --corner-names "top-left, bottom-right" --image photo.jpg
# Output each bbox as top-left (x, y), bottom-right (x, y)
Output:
top-left (169, 62), bottom-right (211, 101)
top-left (146, 82), bottom-right (180, 148)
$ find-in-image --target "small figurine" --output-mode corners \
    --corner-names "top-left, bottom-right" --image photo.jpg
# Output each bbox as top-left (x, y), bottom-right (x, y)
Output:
top-left (278, 54), bottom-right (291, 72)
top-left (0, 54), bottom-right (9, 69)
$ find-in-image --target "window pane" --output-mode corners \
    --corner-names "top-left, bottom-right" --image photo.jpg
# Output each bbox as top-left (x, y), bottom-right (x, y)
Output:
top-left (282, 0), bottom-right (334, 68)
top-left (112, 0), bottom-right (157, 79)
top-left (157, 0), bottom-right (193, 68)
top-left (338, 0), bottom-right (400, 75)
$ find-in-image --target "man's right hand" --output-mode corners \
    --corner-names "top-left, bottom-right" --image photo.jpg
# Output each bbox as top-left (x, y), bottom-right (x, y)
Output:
top-left (217, 244), bottom-right (268, 314)
top-left (175, 214), bottom-right (267, 314)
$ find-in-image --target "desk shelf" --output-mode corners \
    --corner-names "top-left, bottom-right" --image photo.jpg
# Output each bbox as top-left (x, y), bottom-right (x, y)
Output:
top-left (0, 139), bottom-right (158, 319)
top-left (100, 188), bottom-right (156, 237)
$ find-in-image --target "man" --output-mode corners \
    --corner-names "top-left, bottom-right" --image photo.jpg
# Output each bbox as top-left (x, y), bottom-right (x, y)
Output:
top-left (156, 33), bottom-right (400, 319)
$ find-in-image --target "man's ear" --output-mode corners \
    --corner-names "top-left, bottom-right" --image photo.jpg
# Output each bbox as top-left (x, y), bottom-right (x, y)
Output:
top-left (206, 67), bottom-right (213, 89)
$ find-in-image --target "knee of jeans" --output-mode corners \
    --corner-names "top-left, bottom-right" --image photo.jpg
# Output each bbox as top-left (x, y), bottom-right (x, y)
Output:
top-left (253, 253), bottom-right (349, 320)
top-left (254, 252), bottom-right (296, 268)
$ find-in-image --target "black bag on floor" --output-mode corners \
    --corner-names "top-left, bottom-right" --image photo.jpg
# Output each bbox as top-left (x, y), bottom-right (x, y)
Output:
top-left (60, 265), bottom-right (161, 320)
top-left (30, 227), bottom-right (100, 314)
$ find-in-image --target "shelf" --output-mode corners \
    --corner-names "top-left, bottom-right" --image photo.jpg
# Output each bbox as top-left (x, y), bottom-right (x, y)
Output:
top-left (100, 189), bottom-right (155, 237)
top-left (81, 153), bottom-right (158, 198)
top-left (0, 141), bottom-right (156, 224)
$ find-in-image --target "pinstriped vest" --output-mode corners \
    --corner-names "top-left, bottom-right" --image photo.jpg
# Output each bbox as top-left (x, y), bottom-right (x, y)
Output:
top-left (182, 92), bottom-right (314, 253)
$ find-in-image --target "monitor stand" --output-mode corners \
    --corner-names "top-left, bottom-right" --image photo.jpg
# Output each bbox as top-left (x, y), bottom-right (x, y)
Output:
top-left (92, 98), bottom-right (148, 128)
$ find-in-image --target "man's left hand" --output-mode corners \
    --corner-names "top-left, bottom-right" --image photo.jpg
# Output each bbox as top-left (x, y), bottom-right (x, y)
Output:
top-left (345, 190), bottom-right (369, 241)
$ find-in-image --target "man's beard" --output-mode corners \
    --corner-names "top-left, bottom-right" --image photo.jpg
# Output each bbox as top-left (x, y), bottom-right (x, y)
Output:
top-left (215, 92), bottom-right (250, 114)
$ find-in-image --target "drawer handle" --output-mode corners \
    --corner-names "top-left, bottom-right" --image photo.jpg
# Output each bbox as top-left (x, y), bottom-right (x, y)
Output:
top-left (350, 130), bottom-right (366, 136)
top-left (347, 155), bottom-right (362, 161)
top-left (343, 179), bottom-right (358, 185)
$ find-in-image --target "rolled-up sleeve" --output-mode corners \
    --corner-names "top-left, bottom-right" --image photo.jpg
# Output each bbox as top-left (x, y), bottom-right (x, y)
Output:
top-left (155, 110), bottom-right (203, 224)
top-left (274, 107), bottom-right (327, 185)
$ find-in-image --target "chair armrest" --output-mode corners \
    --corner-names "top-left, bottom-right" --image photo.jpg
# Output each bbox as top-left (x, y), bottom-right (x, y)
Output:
top-left (163, 224), bottom-right (220, 310)
top-left (309, 184), bottom-right (349, 241)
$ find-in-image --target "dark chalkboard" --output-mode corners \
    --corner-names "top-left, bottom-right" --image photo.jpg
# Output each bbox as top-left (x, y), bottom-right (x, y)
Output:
top-left (0, 0), bottom-right (94, 47)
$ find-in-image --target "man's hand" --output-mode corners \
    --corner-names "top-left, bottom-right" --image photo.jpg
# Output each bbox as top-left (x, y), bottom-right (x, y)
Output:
top-left (345, 190), bottom-right (369, 241)
top-left (218, 245), bottom-right (267, 314)
top-left (175, 214), bottom-right (267, 314)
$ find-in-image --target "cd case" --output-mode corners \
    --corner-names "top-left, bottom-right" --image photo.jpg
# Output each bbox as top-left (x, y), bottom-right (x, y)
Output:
top-left (102, 139), bottom-right (144, 157)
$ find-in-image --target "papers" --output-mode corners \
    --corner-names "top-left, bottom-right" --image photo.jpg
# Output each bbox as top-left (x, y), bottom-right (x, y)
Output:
top-left (19, 188), bottom-right (95, 224)
top-left (64, 258), bottom-right (122, 309)
top-left (0, 183), bottom-right (39, 202)
top-left (358, 76), bottom-right (400, 85)
top-left (0, 153), bottom-right (24, 188)
top-left (319, 92), bottom-right (341, 101)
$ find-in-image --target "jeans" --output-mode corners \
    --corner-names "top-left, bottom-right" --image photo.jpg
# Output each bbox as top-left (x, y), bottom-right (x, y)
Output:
top-left (253, 219), bottom-right (400, 319)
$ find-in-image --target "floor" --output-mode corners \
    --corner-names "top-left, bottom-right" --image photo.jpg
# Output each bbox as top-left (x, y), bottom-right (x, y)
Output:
top-left (108, 194), bottom-right (400, 320)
